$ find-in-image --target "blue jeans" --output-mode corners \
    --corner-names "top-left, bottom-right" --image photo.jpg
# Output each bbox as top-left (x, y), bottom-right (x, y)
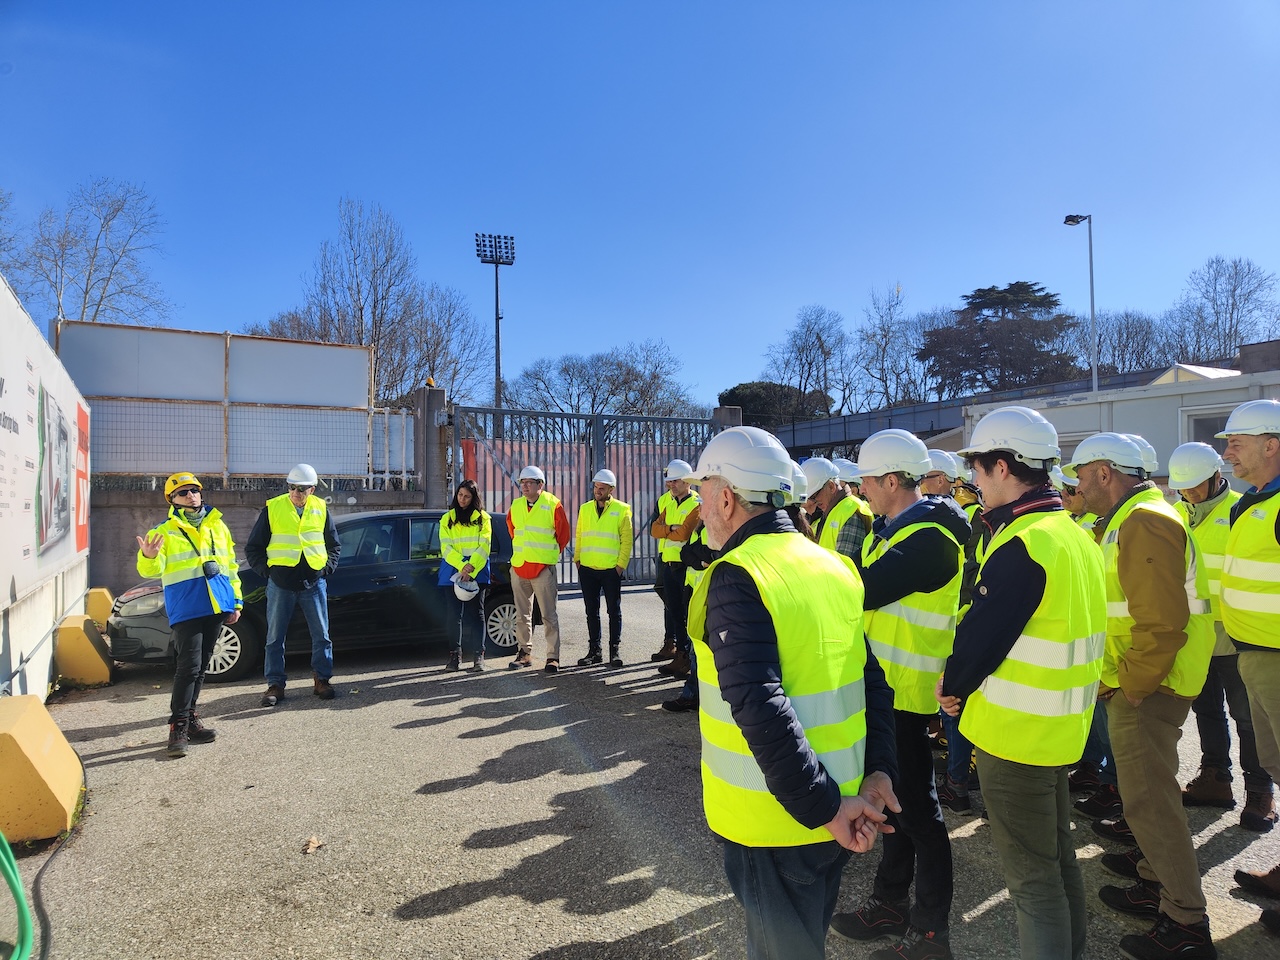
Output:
top-left (264, 579), bottom-right (332, 686)
top-left (1193, 654), bottom-right (1273, 791)
top-left (722, 839), bottom-right (851, 960)
top-left (1080, 702), bottom-right (1118, 787)
top-left (442, 585), bottom-right (487, 656)
top-left (943, 710), bottom-right (974, 784)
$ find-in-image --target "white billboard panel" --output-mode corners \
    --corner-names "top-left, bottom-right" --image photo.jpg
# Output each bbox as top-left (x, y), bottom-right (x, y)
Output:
top-left (58, 322), bottom-right (225, 401)
top-left (228, 337), bottom-right (368, 407)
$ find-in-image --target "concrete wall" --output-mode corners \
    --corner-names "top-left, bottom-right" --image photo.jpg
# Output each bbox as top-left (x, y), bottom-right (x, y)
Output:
top-left (90, 489), bottom-right (424, 596)
top-left (1, 558), bottom-right (88, 696)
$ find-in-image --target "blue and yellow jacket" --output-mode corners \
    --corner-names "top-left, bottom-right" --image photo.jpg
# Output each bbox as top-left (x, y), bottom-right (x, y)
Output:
top-left (137, 506), bottom-right (242, 626)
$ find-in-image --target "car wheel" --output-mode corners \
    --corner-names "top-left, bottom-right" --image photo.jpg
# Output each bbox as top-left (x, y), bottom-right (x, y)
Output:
top-left (485, 592), bottom-right (520, 656)
top-left (205, 618), bottom-right (263, 683)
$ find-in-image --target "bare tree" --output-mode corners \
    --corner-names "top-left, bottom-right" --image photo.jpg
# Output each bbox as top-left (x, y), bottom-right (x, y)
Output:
top-left (0, 188), bottom-right (18, 277)
top-left (851, 285), bottom-right (941, 408)
top-left (1069, 309), bottom-right (1172, 375)
top-left (763, 305), bottom-right (847, 415)
top-left (10, 178), bottom-right (170, 324)
top-left (1166, 256), bottom-right (1277, 362)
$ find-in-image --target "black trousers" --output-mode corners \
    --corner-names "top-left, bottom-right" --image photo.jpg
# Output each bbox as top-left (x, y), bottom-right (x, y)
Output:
top-left (662, 560), bottom-right (689, 651)
top-left (169, 614), bottom-right (224, 724)
top-left (579, 566), bottom-right (622, 648)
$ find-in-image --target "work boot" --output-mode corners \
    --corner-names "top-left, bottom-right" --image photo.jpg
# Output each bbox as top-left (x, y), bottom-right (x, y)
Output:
top-left (313, 676), bottom-right (335, 700)
top-left (1098, 879), bottom-right (1161, 918)
top-left (1241, 790), bottom-right (1278, 832)
top-left (830, 896), bottom-right (910, 942)
top-left (577, 648), bottom-right (603, 666)
top-left (471, 654), bottom-right (486, 673)
top-left (1101, 846), bottom-right (1146, 881)
top-left (661, 695), bottom-right (698, 713)
top-left (869, 927), bottom-right (954, 960)
top-left (659, 649), bottom-right (691, 679)
top-left (1093, 815), bottom-right (1136, 845)
top-left (609, 645), bottom-right (623, 668)
top-left (650, 641), bottom-right (677, 661)
top-left (509, 650), bottom-right (532, 670)
top-left (1069, 761), bottom-right (1102, 792)
top-left (166, 719), bottom-right (189, 759)
top-left (927, 714), bottom-right (945, 750)
top-left (1117, 914), bottom-right (1217, 960)
top-left (1075, 782), bottom-right (1122, 818)
top-left (187, 712), bottom-right (216, 743)
top-left (937, 776), bottom-right (971, 814)
top-left (261, 684), bottom-right (285, 707)
top-left (445, 652), bottom-right (462, 672)
top-left (1234, 862), bottom-right (1280, 898)
top-left (1181, 767), bottom-right (1235, 809)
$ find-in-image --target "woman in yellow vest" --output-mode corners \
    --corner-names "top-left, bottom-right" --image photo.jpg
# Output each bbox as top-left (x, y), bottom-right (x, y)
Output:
top-left (439, 479), bottom-right (492, 673)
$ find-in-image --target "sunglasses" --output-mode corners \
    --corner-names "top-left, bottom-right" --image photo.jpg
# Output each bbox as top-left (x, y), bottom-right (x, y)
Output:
top-left (172, 488), bottom-right (200, 498)
top-left (289, 484), bottom-right (314, 493)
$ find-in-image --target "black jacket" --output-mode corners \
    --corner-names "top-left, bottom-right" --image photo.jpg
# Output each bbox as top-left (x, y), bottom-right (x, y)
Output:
top-left (245, 502), bottom-right (341, 590)
top-left (856, 495), bottom-right (971, 612)
top-left (703, 510), bottom-right (898, 832)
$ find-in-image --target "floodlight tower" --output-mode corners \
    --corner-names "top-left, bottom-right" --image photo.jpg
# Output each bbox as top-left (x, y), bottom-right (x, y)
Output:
top-left (475, 233), bottom-right (516, 417)
top-left (1063, 214), bottom-right (1098, 392)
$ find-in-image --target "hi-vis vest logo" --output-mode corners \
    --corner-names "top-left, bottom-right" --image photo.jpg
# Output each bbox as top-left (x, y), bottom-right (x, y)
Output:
top-left (1252, 509), bottom-right (1268, 520)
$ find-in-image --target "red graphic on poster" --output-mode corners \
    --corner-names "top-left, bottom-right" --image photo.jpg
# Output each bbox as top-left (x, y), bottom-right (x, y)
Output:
top-left (76, 403), bottom-right (90, 551)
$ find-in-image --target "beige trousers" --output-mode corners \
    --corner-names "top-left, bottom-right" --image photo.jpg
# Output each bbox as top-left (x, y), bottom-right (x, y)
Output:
top-left (512, 566), bottom-right (560, 662)
top-left (1239, 650), bottom-right (1280, 784)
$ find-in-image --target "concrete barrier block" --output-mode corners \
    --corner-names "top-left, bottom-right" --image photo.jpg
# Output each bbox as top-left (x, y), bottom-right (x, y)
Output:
top-left (0, 696), bottom-right (84, 843)
top-left (84, 587), bottom-right (115, 628)
top-left (54, 615), bottom-right (113, 687)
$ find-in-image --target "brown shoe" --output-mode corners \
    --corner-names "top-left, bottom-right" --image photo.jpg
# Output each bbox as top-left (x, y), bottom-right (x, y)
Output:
top-left (261, 685), bottom-right (285, 707)
top-left (1234, 862), bottom-right (1280, 899)
top-left (1242, 790), bottom-right (1278, 833)
top-left (313, 676), bottom-right (335, 700)
top-left (658, 650), bottom-right (691, 679)
top-left (509, 650), bottom-right (533, 669)
top-left (1182, 766), bottom-right (1235, 809)
top-left (650, 641), bottom-right (677, 662)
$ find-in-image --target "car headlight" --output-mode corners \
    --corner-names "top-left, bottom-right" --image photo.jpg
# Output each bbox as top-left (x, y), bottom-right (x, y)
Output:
top-left (121, 592), bottom-right (166, 617)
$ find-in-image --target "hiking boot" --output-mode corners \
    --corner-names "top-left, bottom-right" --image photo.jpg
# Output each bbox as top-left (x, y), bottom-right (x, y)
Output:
top-left (869, 927), bottom-right (954, 960)
top-left (661, 695), bottom-right (698, 713)
top-left (829, 896), bottom-right (910, 942)
top-left (1241, 790), bottom-right (1277, 832)
top-left (509, 650), bottom-right (532, 670)
top-left (471, 654), bottom-right (486, 673)
top-left (261, 684), bottom-right (285, 707)
top-left (658, 650), bottom-right (691, 679)
top-left (937, 776), bottom-right (971, 814)
top-left (1093, 815), bottom-right (1136, 845)
top-left (1181, 767), bottom-right (1235, 809)
top-left (609, 646), bottom-right (623, 668)
top-left (1069, 761), bottom-right (1102, 792)
top-left (1261, 907), bottom-right (1280, 936)
top-left (650, 641), bottom-right (676, 661)
top-left (1117, 914), bottom-right (1217, 960)
top-left (927, 714), bottom-right (946, 750)
top-left (187, 712), bottom-right (216, 744)
top-left (166, 719), bottom-right (189, 759)
top-left (1102, 846), bottom-right (1146, 881)
top-left (577, 649), bottom-right (603, 666)
top-left (445, 652), bottom-right (462, 672)
top-left (313, 676), bottom-right (335, 700)
top-left (544, 660), bottom-right (559, 674)
top-left (1075, 783), bottom-right (1122, 818)
top-left (1233, 862), bottom-right (1280, 898)
top-left (1099, 879), bottom-right (1162, 918)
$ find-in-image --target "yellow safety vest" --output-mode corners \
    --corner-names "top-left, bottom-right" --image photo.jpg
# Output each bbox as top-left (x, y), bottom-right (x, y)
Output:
top-left (441, 509), bottom-right (492, 575)
top-left (510, 491), bottom-right (563, 566)
top-left (1075, 512), bottom-right (1099, 534)
top-left (1175, 491), bottom-right (1241, 622)
top-left (575, 498), bottom-right (633, 570)
top-left (136, 506), bottom-right (243, 623)
top-left (1221, 491), bottom-right (1280, 650)
top-left (661, 493), bottom-right (701, 562)
top-left (266, 494), bottom-right (329, 570)
top-left (1098, 488), bottom-right (1214, 696)
top-left (861, 520), bottom-right (962, 714)
top-left (817, 494), bottom-right (874, 554)
top-left (684, 526), bottom-right (709, 590)
top-left (689, 530), bottom-right (867, 847)
top-left (960, 510), bottom-right (1106, 765)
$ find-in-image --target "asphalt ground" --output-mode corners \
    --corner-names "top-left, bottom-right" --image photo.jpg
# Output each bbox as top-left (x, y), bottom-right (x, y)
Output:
top-left (4, 585), bottom-right (1279, 959)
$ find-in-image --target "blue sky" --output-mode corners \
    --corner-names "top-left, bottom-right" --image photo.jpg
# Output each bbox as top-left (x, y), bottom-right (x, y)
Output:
top-left (2, 2), bottom-right (1278, 408)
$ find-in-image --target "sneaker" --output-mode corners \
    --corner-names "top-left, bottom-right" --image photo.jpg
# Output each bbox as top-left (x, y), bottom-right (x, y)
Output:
top-left (187, 712), bottom-right (216, 744)
top-left (1117, 914), bottom-right (1217, 960)
top-left (1101, 847), bottom-right (1146, 881)
top-left (869, 927), bottom-right (954, 960)
top-left (313, 677), bottom-right (335, 700)
top-left (471, 655), bottom-right (485, 672)
top-left (1069, 761), bottom-right (1102, 792)
top-left (166, 719), bottom-right (189, 758)
top-left (1181, 767), bottom-right (1235, 809)
top-left (650, 641), bottom-right (676, 661)
top-left (1241, 790), bottom-right (1277, 832)
top-left (609, 648), bottom-right (623, 668)
top-left (1233, 862), bottom-right (1280, 898)
top-left (509, 651), bottom-right (532, 670)
top-left (661, 695), bottom-right (699, 713)
top-left (1261, 907), bottom-right (1280, 936)
top-left (577, 651), bottom-right (603, 666)
top-left (1099, 880), bottom-right (1162, 918)
top-left (261, 684), bottom-right (285, 707)
top-left (937, 776), bottom-right (971, 814)
top-left (544, 660), bottom-right (559, 674)
top-left (445, 652), bottom-right (462, 672)
top-left (1075, 783), bottom-right (1123, 818)
top-left (829, 896), bottom-right (910, 942)
top-left (1093, 816), bottom-right (1136, 845)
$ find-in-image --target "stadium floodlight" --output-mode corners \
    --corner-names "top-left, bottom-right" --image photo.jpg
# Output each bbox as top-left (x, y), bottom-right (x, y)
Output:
top-left (474, 233), bottom-right (516, 425)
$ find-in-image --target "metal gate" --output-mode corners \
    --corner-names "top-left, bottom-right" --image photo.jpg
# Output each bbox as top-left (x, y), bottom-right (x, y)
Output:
top-left (450, 406), bottom-right (715, 586)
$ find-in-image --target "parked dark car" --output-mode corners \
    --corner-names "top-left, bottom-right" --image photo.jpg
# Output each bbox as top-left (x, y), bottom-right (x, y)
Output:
top-left (106, 509), bottom-right (526, 681)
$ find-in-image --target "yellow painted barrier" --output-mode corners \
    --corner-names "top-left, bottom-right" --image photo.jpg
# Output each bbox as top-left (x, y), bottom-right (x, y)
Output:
top-left (0, 696), bottom-right (84, 843)
top-left (84, 587), bottom-right (115, 628)
top-left (53, 615), bottom-right (113, 687)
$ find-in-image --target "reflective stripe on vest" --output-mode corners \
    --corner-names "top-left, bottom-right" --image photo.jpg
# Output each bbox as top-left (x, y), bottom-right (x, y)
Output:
top-left (661, 493), bottom-right (700, 561)
top-left (1176, 491), bottom-right (1241, 621)
top-left (861, 520), bottom-right (962, 714)
top-left (689, 530), bottom-right (868, 847)
top-left (265, 494), bottom-right (328, 570)
top-left (511, 491), bottom-right (563, 565)
top-left (576, 499), bottom-right (632, 569)
top-left (959, 510), bottom-right (1107, 765)
top-left (1098, 488), bottom-right (1214, 696)
top-left (1221, 492), bottom-right (1280, 648)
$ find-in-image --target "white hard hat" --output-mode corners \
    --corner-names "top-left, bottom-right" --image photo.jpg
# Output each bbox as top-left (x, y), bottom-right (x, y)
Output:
top-left (1216, 399), bottom-right (1280, 437)
top-left (1063, 432), bottom-right (1147, 481)
top-left (1048, 465), bottom-right (1073, 491)
top-left (857, 429), bottom-right (932, 480)
top-left (1167, 442), bottom-right (1225, 490)
top-left (518, 465), bottom-right (545, 483)
top-left (592, 469), bottom-right (617, 486)
top-left (1124, 434), bottom-right (1160, 476)
top-left (665, 459), bottom-right (694, 481)
top-left (287, 463), bottom-right (318, 485)
top-left (687, 427), bottom-right (795, 506)
top-left (958, 406), bottom-right (1060, 467)
top-left (953, 459), bottom-right (973, 483)
top-left (800, 457), bottom-right (838, 496)
top-left (832, 457), bottom-right (861, 483)
top-left (790, 461), bottom-right (808, 502)
top-left (926, 449), bottom-right (962, 481)
top-left (453, 578), bottom-right (480, 603)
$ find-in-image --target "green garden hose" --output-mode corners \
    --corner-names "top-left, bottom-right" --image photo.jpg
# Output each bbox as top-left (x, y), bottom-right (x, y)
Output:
top-left (0, 831), bottom-right (34, 960)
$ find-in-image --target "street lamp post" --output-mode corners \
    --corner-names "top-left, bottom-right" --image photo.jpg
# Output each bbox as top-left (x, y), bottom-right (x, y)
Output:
top-left (1063, 214), bottom-right (1098, 392)
top-left (475, 233), bottom-right (516, 436)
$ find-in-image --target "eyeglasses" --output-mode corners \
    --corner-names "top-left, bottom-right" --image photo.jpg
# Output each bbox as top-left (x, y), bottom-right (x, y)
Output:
top-left (288, 484), bottom-right (314, 493)
top-left (172, 488), bottom-right (200, 498)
